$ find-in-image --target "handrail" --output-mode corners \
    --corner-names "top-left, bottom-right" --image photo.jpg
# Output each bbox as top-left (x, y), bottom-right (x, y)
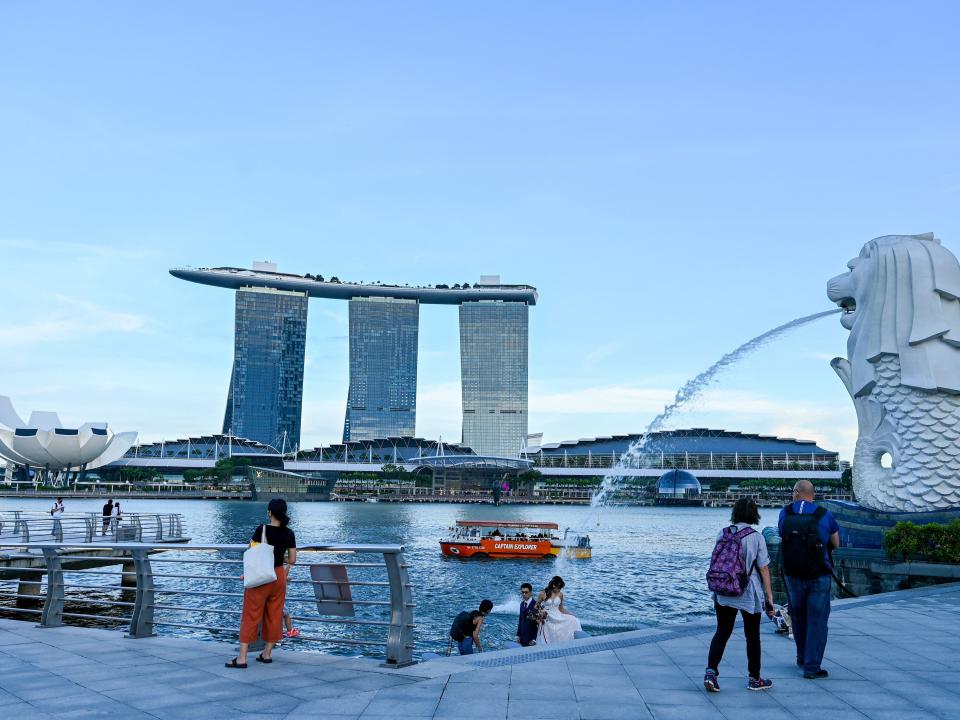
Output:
top-left (0, 513), bottom-right (187, 544)
top-left (0, 541), bottom-right (415, 667)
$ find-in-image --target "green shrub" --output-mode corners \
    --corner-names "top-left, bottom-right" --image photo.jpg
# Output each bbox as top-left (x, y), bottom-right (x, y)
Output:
top-left (884, 520), bottom-right (960, 563)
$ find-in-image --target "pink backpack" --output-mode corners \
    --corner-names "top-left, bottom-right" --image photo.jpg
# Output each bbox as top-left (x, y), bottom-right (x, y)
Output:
top-left (706, 526), bottom-right (756, 596)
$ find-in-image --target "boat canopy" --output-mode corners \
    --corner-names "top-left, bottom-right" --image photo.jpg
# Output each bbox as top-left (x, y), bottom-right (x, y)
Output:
top-left (455, 520), bottom-right (559, 529)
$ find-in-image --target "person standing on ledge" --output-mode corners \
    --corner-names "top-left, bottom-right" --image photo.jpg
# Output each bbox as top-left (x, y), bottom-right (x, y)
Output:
top-left (779, 480), bottom-right (840, 680)
top-left (515, 582), bottom-right (539, 647)
top-left (101, 499), bottom-right (114, 536)
top-left (226, 498), bottom-right (297, 669)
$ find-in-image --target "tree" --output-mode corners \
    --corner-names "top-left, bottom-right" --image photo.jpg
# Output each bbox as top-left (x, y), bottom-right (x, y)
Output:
top-left (514, 469), bottom-right (543, 498)
top-left (840, 467), bottom-right (853, 491)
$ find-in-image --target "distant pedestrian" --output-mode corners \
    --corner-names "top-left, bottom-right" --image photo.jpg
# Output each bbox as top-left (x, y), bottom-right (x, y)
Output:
top-left (226, 499), bottom-right (297, 669)
top-left (779, 480), bottom-right (840, 680)
top-left (449, 599), bottom-right (493, 655)
top-left (50, 497), bottom-right (64, 537)
top-left (111, 501), bottom-right (122, 527)
top-left (704, 498), bottom-right (776, 693)
top-left (101, 499), bottom-right (114, 536)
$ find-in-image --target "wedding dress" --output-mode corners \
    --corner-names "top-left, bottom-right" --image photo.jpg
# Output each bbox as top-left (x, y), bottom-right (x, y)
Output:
top-left (537, 594), bottom-right (582, 644)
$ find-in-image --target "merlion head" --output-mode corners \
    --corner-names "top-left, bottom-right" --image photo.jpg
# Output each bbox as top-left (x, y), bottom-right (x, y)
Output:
top-left (827, 232), bottom-right (960, 397)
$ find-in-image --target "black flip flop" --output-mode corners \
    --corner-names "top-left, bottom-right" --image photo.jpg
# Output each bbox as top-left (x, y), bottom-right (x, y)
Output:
top-left (256, 654), bottom-right (273, 664)
top-left (225, 658), bottom-right (247, 669)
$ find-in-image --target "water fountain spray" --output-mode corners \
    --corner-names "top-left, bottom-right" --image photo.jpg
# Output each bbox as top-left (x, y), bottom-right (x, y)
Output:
top-left (590, 309), bottom-right (841, 508)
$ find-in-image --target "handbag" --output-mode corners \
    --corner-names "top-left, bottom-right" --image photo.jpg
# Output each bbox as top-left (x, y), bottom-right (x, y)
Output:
top-left (243, 525), bottom-right (278, 589)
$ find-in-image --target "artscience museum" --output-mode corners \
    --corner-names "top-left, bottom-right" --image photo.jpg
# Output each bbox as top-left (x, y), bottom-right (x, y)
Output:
top-left (0, 396), bottom-right (137, 487)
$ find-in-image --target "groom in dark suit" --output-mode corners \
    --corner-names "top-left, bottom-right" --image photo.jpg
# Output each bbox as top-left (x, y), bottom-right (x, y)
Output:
top-left (516, 582), bottom-right (538, 647)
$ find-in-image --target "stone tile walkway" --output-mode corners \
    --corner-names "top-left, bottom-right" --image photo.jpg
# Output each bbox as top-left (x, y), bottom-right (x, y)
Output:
top-left (1, 583), bottom-right (958, 719)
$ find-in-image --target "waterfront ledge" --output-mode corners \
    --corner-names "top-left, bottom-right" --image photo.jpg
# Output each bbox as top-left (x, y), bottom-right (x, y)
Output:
top-left (0, 582), bottom-right (958, 719)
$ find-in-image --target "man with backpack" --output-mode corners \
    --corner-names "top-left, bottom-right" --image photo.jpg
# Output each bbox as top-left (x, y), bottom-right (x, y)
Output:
top-left (449, 599), bottom-right (493, 655)
top-left (778, 480), bottom-right (840, 680)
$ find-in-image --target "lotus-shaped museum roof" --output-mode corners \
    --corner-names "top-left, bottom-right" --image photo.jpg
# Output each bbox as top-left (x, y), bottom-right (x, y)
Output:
top-left (0, 396), bottom-right (137, 470)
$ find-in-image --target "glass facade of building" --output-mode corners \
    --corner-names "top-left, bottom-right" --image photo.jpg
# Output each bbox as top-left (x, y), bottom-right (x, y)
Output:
top-left (343, 297), bottom-right (419, 441)
top-left (459, 301), bottom-right (529, 457)
top-left (222, 287), bottom-right (307, 450)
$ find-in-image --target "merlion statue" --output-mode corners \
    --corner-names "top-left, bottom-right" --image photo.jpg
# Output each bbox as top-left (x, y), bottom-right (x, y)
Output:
top-left (828, 233), bottom-right (960, 512)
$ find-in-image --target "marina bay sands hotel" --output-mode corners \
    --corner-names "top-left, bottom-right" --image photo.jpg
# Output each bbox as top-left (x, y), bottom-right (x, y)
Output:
top-left (171, 263), bottom-right (537, 458)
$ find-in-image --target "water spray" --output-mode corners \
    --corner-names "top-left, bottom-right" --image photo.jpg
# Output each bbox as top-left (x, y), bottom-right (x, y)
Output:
top-left (591, 309), bottom-right (841, 508)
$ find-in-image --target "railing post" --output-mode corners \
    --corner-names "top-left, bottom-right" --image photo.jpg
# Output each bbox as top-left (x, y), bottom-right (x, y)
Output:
top-left (40, 548), bottom-right (64, 628)
top-left (20, 518), bottom-right (30, 544)
top-left (127, 549), bottom-right (156, 638)
top-left (154, 515), bottom-right (163, 542)
top-left (84, 517), bottom-right (94, 543)
top-left (133, 516), bottom-right (143, 542)
top-left (382, 549), bottom-right (414, 668)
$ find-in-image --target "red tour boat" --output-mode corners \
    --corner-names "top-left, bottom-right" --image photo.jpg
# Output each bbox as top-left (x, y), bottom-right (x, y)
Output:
top-left (439, 520), bottom-right (592, 560)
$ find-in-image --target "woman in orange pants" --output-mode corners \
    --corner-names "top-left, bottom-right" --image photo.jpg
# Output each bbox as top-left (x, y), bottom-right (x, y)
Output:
top-left (226, 499), bottom-right (297, 668)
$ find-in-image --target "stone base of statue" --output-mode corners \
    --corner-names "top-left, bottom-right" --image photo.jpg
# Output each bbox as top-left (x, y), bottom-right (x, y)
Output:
top-left (821, 500), bottom-right (960, 550)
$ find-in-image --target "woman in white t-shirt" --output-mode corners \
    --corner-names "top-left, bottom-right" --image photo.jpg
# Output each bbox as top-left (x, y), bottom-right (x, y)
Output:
top-left (704, 498), bottom-right (776, 693)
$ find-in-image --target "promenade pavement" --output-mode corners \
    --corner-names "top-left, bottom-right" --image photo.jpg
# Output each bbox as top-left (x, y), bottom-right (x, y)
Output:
top-left (0, 583), bottom-right (957, 719)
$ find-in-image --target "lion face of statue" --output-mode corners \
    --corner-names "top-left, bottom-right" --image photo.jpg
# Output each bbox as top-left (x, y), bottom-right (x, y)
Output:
top-left (827, 260), bottom-right (861, 331)
top-left (826, 233), bottom-right (960, 397)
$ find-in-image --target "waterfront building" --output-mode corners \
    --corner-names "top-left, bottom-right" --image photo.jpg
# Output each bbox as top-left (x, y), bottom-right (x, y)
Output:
top-left (528, 429), bottom-right (841, 474)
top-left (343, 298), bottom-right (419, 441)
top-left (459, 299), bottom-right (529, 458)
top-left (222, 279), bottom-right (307, 451)
top-left (172, 264), bottom-right (537, 452)
top-left (247, 466), bottom-right (335, 502)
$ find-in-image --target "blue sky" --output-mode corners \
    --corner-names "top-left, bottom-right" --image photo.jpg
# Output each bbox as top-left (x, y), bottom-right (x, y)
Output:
top-left (2, 2), bottom-right (959, 458)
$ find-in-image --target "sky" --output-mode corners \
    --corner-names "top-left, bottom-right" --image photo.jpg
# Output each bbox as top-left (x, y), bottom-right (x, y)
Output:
top-left (2, 2), bottom-right (959, 459)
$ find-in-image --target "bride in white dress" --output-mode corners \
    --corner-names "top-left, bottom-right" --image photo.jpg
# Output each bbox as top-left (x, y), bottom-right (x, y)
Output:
top-left (537, 575), bottom-right (582, 645)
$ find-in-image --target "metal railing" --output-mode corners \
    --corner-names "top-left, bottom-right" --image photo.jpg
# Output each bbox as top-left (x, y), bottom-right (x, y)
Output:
top-left (0, 512), bottom-right (187, 544)
top-left (0, 541), bottom-right (415, 667)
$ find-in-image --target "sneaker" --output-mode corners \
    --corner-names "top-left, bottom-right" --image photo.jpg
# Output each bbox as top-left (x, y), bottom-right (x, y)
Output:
top-left (287, 628), bottom-right (301, 638)
top-left (747, 677), bottom-right (773, 691)
top-left (703, 669), bottom-right (720, 692)
top-left (804, 669), bottom-right (829, 679)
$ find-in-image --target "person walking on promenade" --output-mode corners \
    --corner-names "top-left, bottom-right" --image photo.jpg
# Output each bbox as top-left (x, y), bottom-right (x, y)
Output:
top-left (515, 582), bottom-right (539, 647)
top-left (226, 499), bottom-right (297, 669)
top-left (101, 499), bottom-right (114, 536)
top-left (704, 498), bottom-right (777, 692)
top-left (779, 480), bottom-right (840, 680)
top-left (111, 501), bottom-right (122, 531)
top-left (449, 599), bottom-right (493, 655)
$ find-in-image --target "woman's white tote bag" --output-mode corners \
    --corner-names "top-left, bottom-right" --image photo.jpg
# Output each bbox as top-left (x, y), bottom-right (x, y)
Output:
top-left (243, 525), bottom-right (277, 589)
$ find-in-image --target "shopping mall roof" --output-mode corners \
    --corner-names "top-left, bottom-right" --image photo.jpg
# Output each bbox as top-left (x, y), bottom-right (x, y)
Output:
top-left (171, 266), bottom-right (538, 305)
top-left (528, 429), bottom-right (837, 456)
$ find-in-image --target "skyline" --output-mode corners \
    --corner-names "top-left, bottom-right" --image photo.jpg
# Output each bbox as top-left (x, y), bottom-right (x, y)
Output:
top-left (3, 3), bottom-right (960, 458)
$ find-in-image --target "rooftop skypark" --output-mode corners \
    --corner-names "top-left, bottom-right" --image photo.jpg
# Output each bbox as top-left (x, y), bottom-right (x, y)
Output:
top-left (170, 265), bottom-right (538, 305)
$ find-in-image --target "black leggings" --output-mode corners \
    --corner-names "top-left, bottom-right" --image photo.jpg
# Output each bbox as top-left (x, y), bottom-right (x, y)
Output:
top-left (707, 602), bottom-right (762, 679)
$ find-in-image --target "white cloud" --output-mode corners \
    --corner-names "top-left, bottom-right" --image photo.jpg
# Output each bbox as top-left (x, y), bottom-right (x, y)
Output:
top-left (583, 342), bottom-right (621, 369)
top-left (0, 295), bottom-right (146, 345)
top-left (532, 386), bottom-right (674, 414)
